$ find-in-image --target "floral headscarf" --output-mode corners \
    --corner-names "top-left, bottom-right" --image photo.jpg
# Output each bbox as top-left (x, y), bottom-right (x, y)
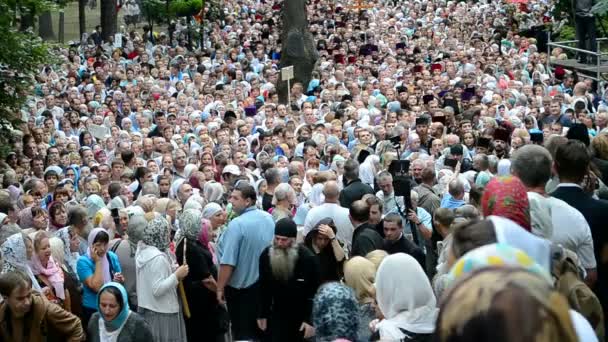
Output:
top-left (143, 216), bottom-right (170, 251)
top-left (436, 267), bottom-right (577, 342)
top-left (56, 227), bottom-right (79, 275)
top-left (177, 209), bottom-right (203, 244)
top-left (1, 233), bottom-right (42, 292)
top-left (447, 243), bottom-right (552, 288)
top-left (18, 207), bottom-right (34, 229)
top-left (481, 176), bottom-right (531, 231)
top-left (313, 282), bottom-right (360, 342)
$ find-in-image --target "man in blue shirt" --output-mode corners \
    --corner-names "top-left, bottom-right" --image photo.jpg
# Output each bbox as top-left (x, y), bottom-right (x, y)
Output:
top-left (217, 182), bottom-right (275, 340)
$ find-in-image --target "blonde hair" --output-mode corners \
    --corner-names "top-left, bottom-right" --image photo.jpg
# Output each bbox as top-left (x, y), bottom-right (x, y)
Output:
top-left (365, 249), bottom-right (388, 271)
top-left (344, 257), bottom-right (376, 304)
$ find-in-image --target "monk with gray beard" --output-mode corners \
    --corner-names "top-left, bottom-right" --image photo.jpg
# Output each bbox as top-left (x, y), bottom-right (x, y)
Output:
top-left (257, 218), bottom-right (321, 342)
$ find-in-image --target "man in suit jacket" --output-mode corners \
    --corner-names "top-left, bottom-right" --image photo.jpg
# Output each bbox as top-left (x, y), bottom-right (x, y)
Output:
top-left (550, 140), bottom-right (608, 308)
top-left (349, 200), bottom-right (383, 257)
top-left (339, 159), bottom-right (374, 208)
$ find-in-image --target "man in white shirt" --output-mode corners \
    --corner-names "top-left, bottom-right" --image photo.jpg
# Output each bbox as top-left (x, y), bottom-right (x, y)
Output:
top-left (303, 181), bottom-right (354, 248)
top-left (511, 145), bottom-right (597, 281)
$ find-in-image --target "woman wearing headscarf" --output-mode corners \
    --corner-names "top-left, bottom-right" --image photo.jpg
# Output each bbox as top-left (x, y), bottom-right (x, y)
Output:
top-left (343, 257), bottom-right (377, 342)
top-left (371, 253), bottom-right (438, 341)
top-left (1, 233), bottom-right (42, 293)
top-left (203, 180), bottom-right (225, 204)
top-left (175, 209), bottom-right (225, 341)
top-left (86, 194), bottom-right (106, 221)
top-left (77, 228), bottom-right (123, 328)
top-left (135, 216), bottom-right (188, 342)
top-left (312, 282), bottom-right (360, 342)
top-left (87, 282), bottom-right (154, 342)
top-left (481, 175), bottom-right (532, 232)
top-left (360, 155), bottom-right (380, 187)
top-left (436, 267), bottom-right (580, 342)
top-left (303, 218), bottom-right (344, 283)
top-left (202, 202), bottom-right (227, 243)
top-left (56, 226), bottom-right (84, 317)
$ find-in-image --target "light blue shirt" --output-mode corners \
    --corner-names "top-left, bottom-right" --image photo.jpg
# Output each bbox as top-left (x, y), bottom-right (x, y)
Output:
top-left (217, 206), bottom-right (275, 289)
top-left (77, 251), bottom-right (122, 310)
top-left (405, 207), bottom-right (433, 251)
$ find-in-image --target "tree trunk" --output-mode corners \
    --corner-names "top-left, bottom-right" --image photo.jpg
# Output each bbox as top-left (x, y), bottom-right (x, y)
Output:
top-left (277, 0), bottom-right (318, 104)
top-left (100, 0), bottom-right (118, 41)
top-left (79, 0), bottom-right (86, 39)
top-left (38, 11), bottom-right (55, 40)
top-left (58, 10), bottom-right (65, 43)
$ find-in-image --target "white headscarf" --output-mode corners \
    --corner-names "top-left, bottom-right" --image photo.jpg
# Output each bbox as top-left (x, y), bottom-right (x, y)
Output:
top-left (309, 183), bottom-right (325, 206)
top-left (1, 233), bottom-right (43, 292)
top-left (489, 215), bottom-right (552, 272)
top-left (359, 155), bottom-right (380, 187)
top-left (375, 253), bottom-right (438, 339)
top-left (497, 159), bottom-right (512, 176)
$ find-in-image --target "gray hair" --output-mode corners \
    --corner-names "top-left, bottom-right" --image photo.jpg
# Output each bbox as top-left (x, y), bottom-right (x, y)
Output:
top-left (511, 145), bottom-right (553, 188)
top-left (272, 183), bottom-right (296, 205)
top-left (141, 181), bottom-right (160, 197)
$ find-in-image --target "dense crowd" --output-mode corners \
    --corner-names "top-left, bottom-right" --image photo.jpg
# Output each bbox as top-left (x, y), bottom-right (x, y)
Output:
top-left (0, 0), bottom-right (608, 341)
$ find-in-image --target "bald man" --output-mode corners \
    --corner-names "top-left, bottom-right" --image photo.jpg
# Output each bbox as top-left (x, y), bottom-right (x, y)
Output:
top-left (303, 181), bottom-right (355, 249)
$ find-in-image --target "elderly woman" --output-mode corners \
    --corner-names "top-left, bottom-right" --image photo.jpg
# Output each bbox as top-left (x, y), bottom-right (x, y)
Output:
top-left (135, 216), bottom-right (188, 342)
top-left (271, 183), bottom-right (297, 222)
top-left (175, 210), bottom-right (224, 341)
top-left (87, 282), bottom-right (154, 342)
top-left (202, 202), bottom-right (227, 243)
top-left (371, 253), bottom-right (438, 341)
top-left (1, 233), bottom-right (42, 293)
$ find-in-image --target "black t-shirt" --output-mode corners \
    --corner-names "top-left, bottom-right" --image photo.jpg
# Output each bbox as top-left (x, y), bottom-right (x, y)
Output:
top-left (262, 192), bottom-right (273, 212)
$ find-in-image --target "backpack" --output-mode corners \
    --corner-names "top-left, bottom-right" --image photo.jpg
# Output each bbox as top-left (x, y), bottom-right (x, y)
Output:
top-left (552, 247), bottom-right (605, 341)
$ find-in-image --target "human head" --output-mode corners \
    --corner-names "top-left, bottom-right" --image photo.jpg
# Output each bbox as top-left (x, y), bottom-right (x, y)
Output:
top-left (98, 282), bottom-right (130, 330)
top-left (554, 140), bottom-right (590, 184)
top-left (510, 145), bottom-right (553, 189)
top-left (375, 253), bottom-right (436, 334)
top-left (448, 179), bottom-right (465, 200)
top-left (343, 256), bottom-right (376, 304)
top-left (435, 268), bottom-right (576, 342)
top-left (383, 213), bottom-right (403, 242)
top-left (322, 180), bottom-right (340, 203)
top-left (0, 271), bottom-right (33, 318)
top-left (312, 283), bottom-right (359, 342)
top-left (343, 159), bottom-right (360, 181)
top-left (481, 176), bottom-right (531, 231)
top-left (376, 171), bottom-right (393, 195)
top-left (229, 182), bottom-right (257, 214)
top-left (349, 200), bottom-right (369, 225)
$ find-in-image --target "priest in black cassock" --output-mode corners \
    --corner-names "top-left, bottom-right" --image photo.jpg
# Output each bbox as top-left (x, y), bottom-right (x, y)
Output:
top-left (257, 218), bottom-right (321, 341)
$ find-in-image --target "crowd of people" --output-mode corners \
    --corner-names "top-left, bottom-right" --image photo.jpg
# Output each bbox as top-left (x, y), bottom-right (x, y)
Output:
top-left (0, 0), bottom-right (608, 340)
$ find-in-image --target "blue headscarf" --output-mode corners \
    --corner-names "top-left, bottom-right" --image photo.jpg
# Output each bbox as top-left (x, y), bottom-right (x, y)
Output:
top-left (67, 164), bottom-right (80, 192)
top-left (97, 282), bottom-right (130, 330)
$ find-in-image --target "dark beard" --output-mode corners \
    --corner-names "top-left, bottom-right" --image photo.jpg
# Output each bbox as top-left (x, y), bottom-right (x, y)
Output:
top-left (269, 244), bottom-right (299, 283)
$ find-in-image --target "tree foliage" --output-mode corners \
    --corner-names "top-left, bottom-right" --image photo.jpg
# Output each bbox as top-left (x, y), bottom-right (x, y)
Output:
top-left (0, 0), bottom-right (54, 148)
top-left (169, 0), bottom-right (203, 17)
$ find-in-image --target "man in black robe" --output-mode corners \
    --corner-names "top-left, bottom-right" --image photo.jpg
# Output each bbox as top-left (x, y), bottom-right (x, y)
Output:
top-left (258, 218), bottom-right (321, 341)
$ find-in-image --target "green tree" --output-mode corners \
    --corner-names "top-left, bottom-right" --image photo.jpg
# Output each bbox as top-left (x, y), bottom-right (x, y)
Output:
top-left (0, 0), bottom-right (53, 155)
